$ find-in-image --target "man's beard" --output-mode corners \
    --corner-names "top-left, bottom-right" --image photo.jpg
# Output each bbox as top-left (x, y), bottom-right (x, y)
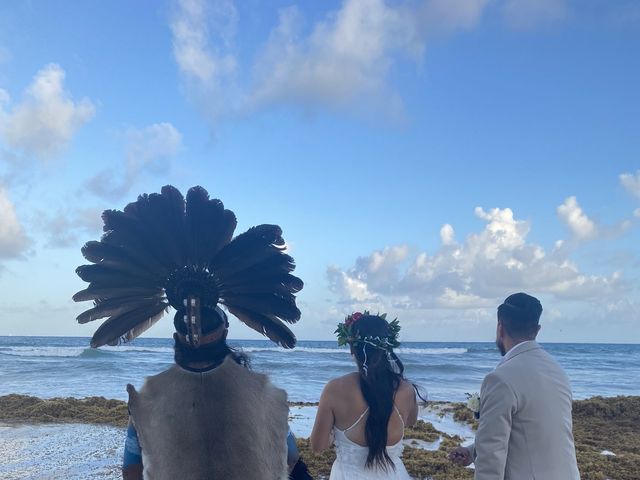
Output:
top-left (496, 338), bottom-right (506, 356)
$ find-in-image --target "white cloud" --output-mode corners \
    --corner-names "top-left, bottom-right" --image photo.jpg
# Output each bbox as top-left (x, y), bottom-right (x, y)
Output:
top-left (557, 196), bottom-right (597, 240)
top-left (169, 0), bottom-right (494, 124)
top-left (440, 223), bottom-right (456, 245)
top-left (620, 170), bottom-right (640, 199)
top-left (249, 0), bottom-right (490, 115)
top-left (86, 122), bottom-right (183, 200)
top-left (170, 0), bottom-right (238, 121)
top-left (35, 206), bottom-right (104, 248)
top-left (502, 0), bottom-right (567, 28)
top-left (168, 0), bottom-right (573, 125)
top-left (0, 186), bottom-right (30, 258)
top-left (0, 64), bottom-right (95, 158)
top-left (327, 265), bottom-right (376, 302)
top-left (250, 1), bottom-right (412, 113)
top-left (328, 206), bottom-right (621, 311)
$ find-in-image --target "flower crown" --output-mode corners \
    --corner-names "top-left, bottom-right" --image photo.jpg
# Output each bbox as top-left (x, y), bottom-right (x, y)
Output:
top-left (335, 310), bottom-right (401, 351)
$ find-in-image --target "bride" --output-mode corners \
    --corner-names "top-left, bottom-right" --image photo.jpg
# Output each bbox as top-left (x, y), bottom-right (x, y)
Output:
top-left (310, 312), bottom-right (419, 479)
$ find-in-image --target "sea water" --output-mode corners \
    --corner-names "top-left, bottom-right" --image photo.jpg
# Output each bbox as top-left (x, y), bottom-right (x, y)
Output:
top-left (1, 336), bottom-right (639, 402)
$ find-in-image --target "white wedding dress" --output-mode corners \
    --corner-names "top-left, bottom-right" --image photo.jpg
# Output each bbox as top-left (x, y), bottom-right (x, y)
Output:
top-left (329, 406), bottom-right (412, 480)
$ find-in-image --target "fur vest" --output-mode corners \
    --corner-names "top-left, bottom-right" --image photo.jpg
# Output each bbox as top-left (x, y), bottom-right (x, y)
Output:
top-left (127, 356), bottom-right (289, 480)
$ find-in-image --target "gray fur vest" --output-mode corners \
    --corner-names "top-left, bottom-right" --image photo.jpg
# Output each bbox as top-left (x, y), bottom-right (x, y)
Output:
top-left (127, 356), bottom-right (289, 480)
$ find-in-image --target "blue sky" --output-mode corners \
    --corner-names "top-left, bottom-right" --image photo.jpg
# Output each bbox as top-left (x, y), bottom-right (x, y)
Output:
top-left (0, 0), bottom-right (639, 343)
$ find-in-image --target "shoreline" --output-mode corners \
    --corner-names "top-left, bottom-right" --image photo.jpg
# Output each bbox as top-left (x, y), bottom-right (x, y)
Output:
top-left (0, 395), bottom-right (638, 479)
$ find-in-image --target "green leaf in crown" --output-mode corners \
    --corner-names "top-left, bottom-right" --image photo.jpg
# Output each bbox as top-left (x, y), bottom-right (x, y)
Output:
top-left (335, 310), bottom-right (400, 350)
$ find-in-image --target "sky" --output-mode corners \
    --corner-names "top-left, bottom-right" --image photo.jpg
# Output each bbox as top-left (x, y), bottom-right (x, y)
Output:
top-left (0, 0), bottom-right (639, 344)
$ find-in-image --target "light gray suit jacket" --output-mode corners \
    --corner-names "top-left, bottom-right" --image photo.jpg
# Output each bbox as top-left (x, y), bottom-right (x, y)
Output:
top-left (470, 341), bottom-right (580, 480)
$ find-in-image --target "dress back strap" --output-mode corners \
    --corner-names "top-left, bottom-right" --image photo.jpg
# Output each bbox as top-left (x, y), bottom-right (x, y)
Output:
top-left (394, 405), bottom-right (405, 428)
top-left (344, 408), bottom-right (369, 432)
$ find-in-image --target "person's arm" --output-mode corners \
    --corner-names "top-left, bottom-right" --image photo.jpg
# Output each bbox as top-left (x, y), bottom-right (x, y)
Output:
top-left (122, 419), bottom-right (143, 480)
top-left (310, 382), bottom-right (335, 453)
top-left (473, 372), bottom-right (517, 480)
top-left (286, 428), bottom-right (300, 472)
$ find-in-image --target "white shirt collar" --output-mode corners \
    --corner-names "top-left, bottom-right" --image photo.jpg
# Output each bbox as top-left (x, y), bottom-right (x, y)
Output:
top-left (500, 340), bottom-right (537, 364)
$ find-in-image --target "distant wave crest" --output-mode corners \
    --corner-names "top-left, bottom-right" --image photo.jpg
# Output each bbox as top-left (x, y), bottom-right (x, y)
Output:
top-left (0, 345), bottom-right (174, 358)
top-left (397, 347), bottom-right (468, 355)
top-left (240, 346), bottom-right (345, 354)
top-left (239, 346), bottom-right (467, 355)
top-left (0, 344), bottom-right (467, 358)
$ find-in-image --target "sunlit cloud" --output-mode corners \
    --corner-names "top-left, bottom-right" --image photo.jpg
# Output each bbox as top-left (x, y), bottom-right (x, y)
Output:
top-left (0, 64), bottom-right (95, 158)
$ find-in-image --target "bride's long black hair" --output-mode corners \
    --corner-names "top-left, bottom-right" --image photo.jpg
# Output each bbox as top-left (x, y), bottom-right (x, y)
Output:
top-left (350, 314), bottom-right (411, 470)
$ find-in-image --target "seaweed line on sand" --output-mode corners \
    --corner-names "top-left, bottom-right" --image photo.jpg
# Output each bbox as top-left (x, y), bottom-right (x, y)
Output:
top-left (0, 394), bottom-right (638, 479)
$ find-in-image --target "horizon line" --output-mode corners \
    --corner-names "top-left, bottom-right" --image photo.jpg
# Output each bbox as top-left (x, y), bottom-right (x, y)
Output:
top-left (0, 334), bottom-right (638, 346)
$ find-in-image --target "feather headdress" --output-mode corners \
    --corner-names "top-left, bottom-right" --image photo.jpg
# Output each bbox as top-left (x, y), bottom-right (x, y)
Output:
top-left (74, 185), bottom-right (303, 349)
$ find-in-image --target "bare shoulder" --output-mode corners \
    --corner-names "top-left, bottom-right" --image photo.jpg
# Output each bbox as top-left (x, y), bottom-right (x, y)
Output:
top-left (325, 372), bottom-right (359, 391)
top-left (395, 380), bottom-right (417, 403)
top-left (399, 379), bottom-right (416, 394)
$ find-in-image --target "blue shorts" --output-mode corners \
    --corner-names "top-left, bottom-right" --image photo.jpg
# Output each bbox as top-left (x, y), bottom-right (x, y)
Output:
top-left (123, 422), bottom-right (142, 468)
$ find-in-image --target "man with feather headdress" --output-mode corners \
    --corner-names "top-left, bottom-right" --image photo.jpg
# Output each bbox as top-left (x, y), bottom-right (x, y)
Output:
top-left (74, 186), bottom-right (306, 480)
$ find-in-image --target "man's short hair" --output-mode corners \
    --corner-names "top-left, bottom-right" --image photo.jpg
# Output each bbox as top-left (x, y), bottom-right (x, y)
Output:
top-left (497, 292), bottom-right (542, 339)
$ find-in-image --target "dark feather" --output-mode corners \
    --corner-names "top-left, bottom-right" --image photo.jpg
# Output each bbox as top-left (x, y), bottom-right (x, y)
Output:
top-left (186, 187), bottom-right (237, 266)
top-left (90, 302), bottom-right (169, 348)
top-left (117, 308), bottom-right (167, 345)
top-left (77, 296), bottom-right (162, 324)
top-left (221, 293), bottom-right (301, 323)
top-left (212, 225), bottom-right (284, 271)
top-left (75, 264), bottom-right (161, 288)
top-left (225, 305), bottom-right (296, 349)
top-left (73, 286), bottom-right (160, 302)
top-left (100, 210), bottom-right (169, 274)
top-left (81, 241), bottom-right (160, 281)
top-left (218, 274), bottom-right (303, 297)
top-left (219, 255), bottom-right (296, 289)
top-left (122, 192), bottom-right (184, 270)
top-left (74, 185), bottom-right (303, 349)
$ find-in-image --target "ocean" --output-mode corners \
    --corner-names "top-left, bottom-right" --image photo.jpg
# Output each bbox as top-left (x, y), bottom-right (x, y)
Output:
top-left (1, 336), bottom-right (639, 402)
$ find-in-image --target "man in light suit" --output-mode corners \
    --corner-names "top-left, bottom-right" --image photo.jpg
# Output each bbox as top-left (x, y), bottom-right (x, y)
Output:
top-left (448, 293), bottom-right (580, 479)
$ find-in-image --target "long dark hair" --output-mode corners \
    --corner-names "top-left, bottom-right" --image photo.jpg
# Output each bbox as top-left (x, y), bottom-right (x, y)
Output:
top-left (350, 314), bottom-right (406, 470)
top-left (173, 306), bottom-right (249, 370)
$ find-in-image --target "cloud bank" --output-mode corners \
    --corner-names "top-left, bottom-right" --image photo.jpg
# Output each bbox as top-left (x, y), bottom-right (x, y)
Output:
top-left (0, 64), bottom-right (95, 158)
top-left (170, 0), bottom-right (569, 125)
top-left (328, 206), bottom-right (622, 311)
top-left (0, 186), bottom-right (30, 259)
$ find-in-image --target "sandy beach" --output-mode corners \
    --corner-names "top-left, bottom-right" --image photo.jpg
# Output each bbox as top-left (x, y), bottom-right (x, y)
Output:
top-left (0, 395), bottom-right (637, 480)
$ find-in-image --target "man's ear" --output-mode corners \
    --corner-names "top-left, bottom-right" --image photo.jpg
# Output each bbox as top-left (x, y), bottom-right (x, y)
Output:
top-left (497, 320), bottom-right (504, 338)
top-left (535, 324), bottom-right (541, 337)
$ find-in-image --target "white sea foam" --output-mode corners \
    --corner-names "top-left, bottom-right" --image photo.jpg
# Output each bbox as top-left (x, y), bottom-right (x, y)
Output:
top-left (240, 346), bottom-right (468, 355)
top-left (397, 347), bottom-right (468, 355)
top-left (0, 345), bottom-right (174, 357)
top-left (241, 346), bottom-right (347, 354)
top-left (0, 343), bottom-right (467, 358)
top-left (0, 346), bottom-right (87, 357)
top-left (100, 346), bottom-right (174, 354)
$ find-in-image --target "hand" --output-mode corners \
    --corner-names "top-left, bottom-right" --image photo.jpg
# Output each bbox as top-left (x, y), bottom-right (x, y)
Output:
top-left (448, 446), bottom-right (473, 467)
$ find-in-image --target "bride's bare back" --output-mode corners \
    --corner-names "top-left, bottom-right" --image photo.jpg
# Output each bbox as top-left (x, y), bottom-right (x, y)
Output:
top-left (311, 372), bottom-right (418, 450)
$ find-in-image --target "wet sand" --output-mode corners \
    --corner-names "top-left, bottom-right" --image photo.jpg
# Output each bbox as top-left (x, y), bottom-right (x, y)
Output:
top-left (0, 395), bottom-right (637, 479)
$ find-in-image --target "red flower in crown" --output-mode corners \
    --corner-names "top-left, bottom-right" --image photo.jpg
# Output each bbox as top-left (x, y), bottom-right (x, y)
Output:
top-left (346, 312), bottom-right (363, 326)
